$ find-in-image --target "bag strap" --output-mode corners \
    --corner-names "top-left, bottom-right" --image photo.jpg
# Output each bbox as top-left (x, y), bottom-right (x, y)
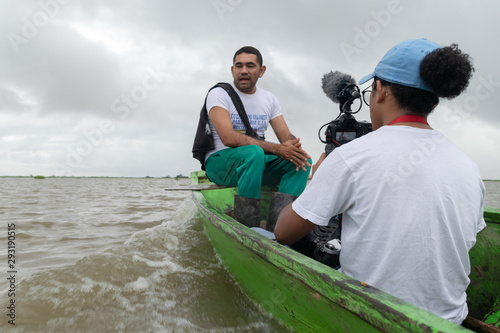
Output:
top-left (212, 82), bottom-right (257, 137)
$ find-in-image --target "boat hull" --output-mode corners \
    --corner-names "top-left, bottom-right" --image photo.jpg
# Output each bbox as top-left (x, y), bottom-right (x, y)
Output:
top-left (191, 171), bottom-right (499, 332)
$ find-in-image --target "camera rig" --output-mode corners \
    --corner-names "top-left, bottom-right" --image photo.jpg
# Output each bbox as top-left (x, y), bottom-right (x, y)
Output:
top-left (291, 73), bottom-right (373, 268)
top-left (318, 82), bottom-right (372, 155)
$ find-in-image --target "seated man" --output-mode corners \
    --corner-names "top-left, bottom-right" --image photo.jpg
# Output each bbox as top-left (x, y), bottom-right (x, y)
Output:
top-left (204, 46), bottom-right (311, 228)
top-left (274, 39), bottom-right (485, 325)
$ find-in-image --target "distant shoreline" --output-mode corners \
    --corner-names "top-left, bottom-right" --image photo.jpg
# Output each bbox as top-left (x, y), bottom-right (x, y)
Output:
top-left (0, 176), bottom-right (498, 181)
top-left (0, 175), bottom-right (190, 179)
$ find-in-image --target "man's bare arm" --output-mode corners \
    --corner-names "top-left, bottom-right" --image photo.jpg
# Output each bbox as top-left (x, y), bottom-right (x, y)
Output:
top-left (270, 115), bottom-right (296, 142)
top-left (274, 203), bottom-right (317, 245)
top-left (209, 107), bottom-right (311, 170)
top-left (270, 115), bottom-right (312, 170)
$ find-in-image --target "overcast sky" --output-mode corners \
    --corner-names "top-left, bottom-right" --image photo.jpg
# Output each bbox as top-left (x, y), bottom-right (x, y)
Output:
top-left (1, 0), bottom-right (499, 179)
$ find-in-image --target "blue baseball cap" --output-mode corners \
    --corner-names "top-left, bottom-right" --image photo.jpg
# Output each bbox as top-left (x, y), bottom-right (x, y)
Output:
top-left (358, 38), bottom-right (441, 92)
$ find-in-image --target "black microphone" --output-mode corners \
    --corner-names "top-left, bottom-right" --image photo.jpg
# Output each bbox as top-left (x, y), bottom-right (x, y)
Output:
top-left (321, 71), bottom-right (360, 105)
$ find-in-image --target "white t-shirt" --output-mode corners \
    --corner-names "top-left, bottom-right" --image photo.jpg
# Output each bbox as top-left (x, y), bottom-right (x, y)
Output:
top-left (292, 125), bottom-right (486, 324)
top-left (204, 83), bottom-right (282, 161)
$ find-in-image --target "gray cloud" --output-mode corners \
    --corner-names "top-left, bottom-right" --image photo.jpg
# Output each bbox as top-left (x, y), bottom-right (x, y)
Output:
top-left (1, 0), bottom-right (499, 179)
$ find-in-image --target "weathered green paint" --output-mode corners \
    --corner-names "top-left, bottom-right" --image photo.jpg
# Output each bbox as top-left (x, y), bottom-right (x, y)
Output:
top-left (485, 208), bottom-right (500, 224)
top-left (467, 217), bottom-right (500, 322)
top-left (200, 210), bottom-right (382, 332)
top-left (483, 296), bottom-right (500, 327)
top-left (191, 171), bottom-right (500, 332)
top-left (469, 208), bottom-right (500, 328)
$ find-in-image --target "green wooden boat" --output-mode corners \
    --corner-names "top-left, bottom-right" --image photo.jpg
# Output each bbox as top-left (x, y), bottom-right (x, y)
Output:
top-left (189, 170), bottom-right (500, 332)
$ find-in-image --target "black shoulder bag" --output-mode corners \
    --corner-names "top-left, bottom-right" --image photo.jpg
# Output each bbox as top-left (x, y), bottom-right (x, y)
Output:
top-left (192, 82), bottom-right (264, 170)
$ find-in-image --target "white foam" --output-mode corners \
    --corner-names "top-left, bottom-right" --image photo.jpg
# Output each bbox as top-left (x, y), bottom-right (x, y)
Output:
top-left (125, 276), bottom-right (150, 291)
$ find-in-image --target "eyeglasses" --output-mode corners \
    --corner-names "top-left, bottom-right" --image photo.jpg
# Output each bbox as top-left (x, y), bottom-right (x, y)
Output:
top-left (362, 86), bottom-right (371, 106)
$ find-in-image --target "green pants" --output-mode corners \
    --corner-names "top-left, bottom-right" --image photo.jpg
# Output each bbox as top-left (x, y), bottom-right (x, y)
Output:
top-left (205, 145), bottom-right (311, 199)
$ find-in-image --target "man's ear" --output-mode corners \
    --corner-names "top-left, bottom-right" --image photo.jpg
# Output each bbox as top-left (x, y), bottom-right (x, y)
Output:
top-left (259, 65), bottom-right (266, 78)
top-left (375, 80), bottom-right (387, 104)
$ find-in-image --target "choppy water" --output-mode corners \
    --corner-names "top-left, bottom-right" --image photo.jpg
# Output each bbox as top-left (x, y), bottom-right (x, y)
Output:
top-left (1, 178), bottom-right (499, 332)
top-left (0, 178), bottom-right (287, 333)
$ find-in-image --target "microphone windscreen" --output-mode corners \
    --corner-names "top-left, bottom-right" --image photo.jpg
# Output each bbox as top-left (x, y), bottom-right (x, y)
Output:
top-left (322, 71), bottom-right (357, 103)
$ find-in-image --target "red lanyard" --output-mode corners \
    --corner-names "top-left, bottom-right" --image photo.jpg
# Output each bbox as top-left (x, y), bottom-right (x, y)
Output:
top-left (388, 115), bottom-right (429, 126)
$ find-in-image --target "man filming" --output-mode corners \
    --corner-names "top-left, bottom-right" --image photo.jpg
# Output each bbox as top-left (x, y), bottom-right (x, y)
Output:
top-left (274, 38), bottom-right (485, 325)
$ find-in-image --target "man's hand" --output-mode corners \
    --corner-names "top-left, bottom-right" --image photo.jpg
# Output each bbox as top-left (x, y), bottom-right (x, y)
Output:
top-left (275, 138), bottom-right (312, 172)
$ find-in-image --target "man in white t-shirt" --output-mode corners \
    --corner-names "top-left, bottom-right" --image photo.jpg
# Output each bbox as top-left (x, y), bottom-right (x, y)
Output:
top-left (204, 46), bottom-right (312, 227)
top-left (274, 39), bottom-right (486, 324)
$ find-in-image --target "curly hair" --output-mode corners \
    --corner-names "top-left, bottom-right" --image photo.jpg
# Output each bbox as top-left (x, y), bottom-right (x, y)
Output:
top-left (377, 44), bottom-right (474, 115)
top-left (420, 44), bottom-right (474, 98)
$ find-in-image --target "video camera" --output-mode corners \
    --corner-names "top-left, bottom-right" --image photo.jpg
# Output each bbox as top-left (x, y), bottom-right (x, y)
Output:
top-left (319, 71), bottom-right (372, 155)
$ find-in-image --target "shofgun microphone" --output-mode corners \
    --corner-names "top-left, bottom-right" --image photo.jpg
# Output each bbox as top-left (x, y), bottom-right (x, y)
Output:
top-left (318, 69), bottom-right (371, 154)
top-left (321, 71), bottom-right (361, 111)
